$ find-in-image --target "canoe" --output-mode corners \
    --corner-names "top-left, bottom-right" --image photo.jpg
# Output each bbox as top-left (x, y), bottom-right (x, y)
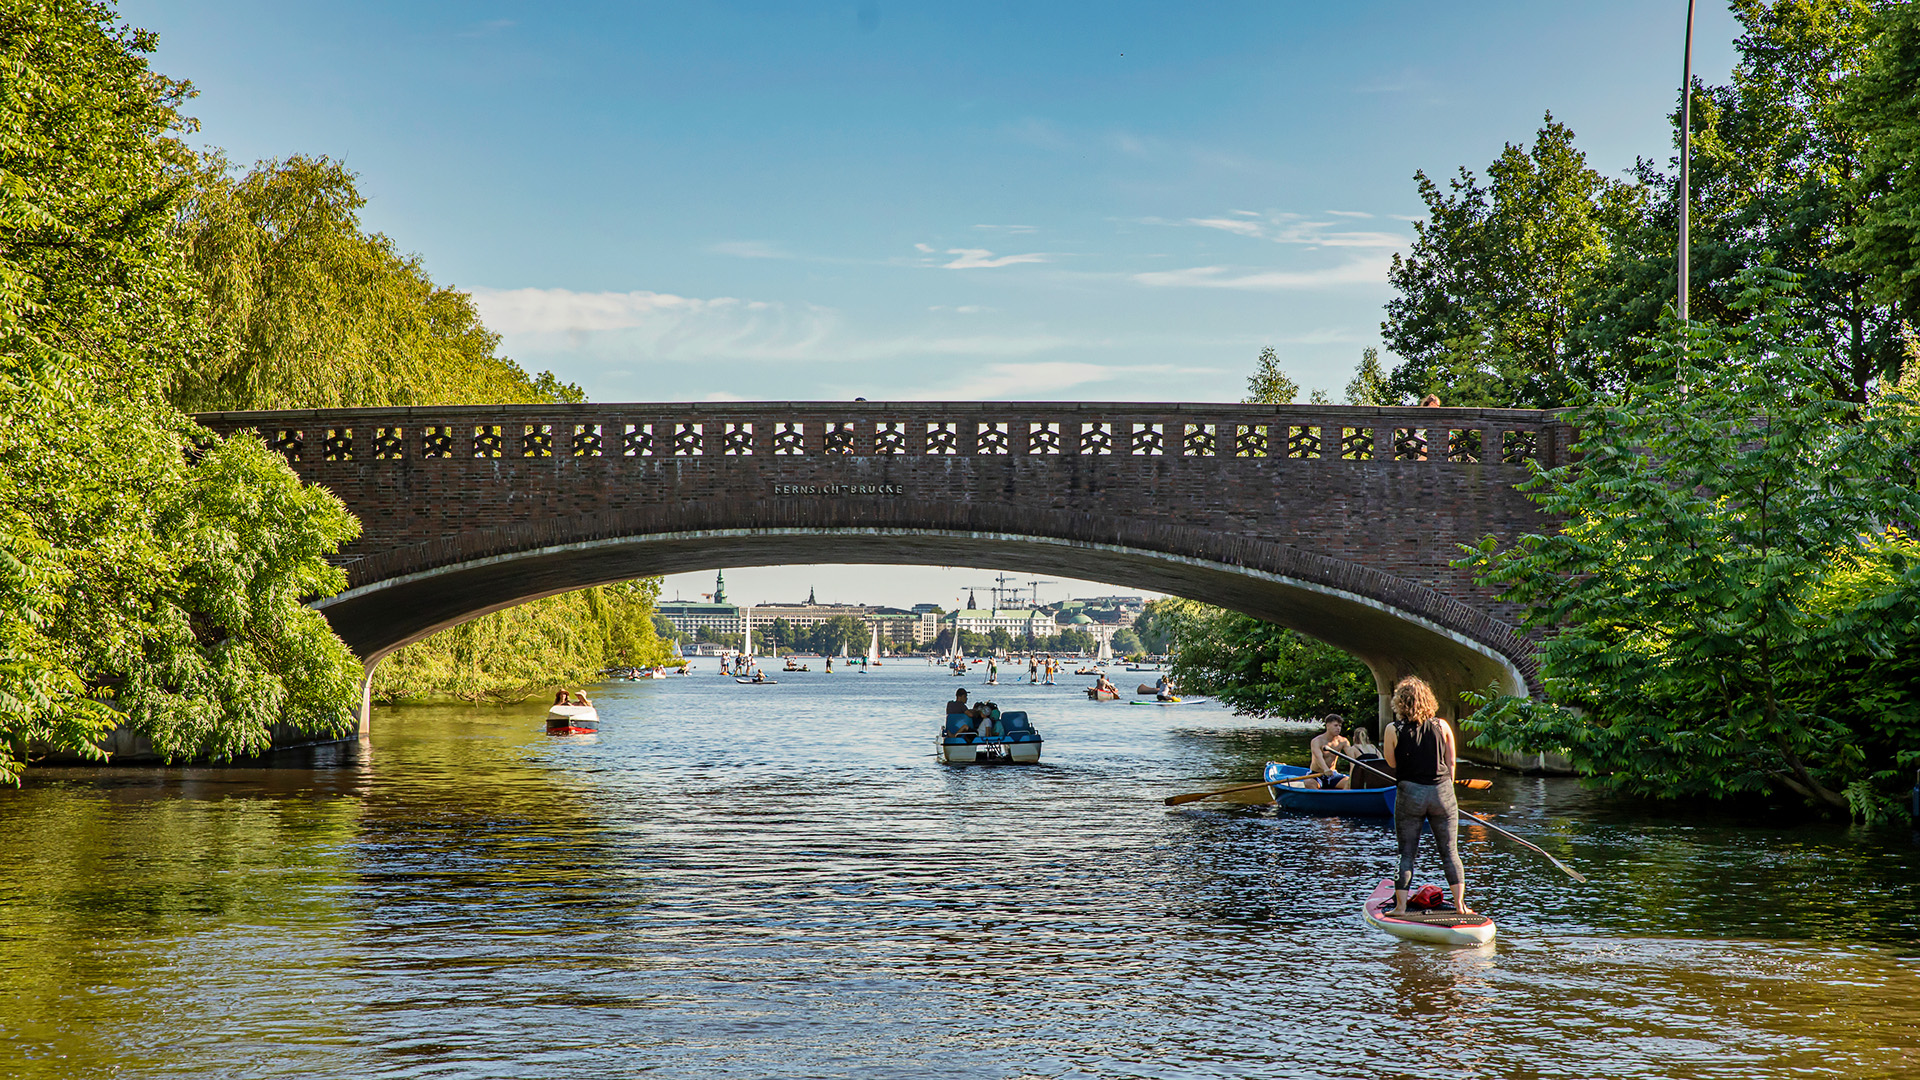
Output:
top-left (1360, 878), bottom-right (1495, 946)
top-left (1264, 762), bottom-right (1395, 816)
top-left (734, 676), bottom-right (779, 684)
top-left (1086, 688), bottom-right (1119, 700)
top-left (1136, 683), bottom-right (1161, 696)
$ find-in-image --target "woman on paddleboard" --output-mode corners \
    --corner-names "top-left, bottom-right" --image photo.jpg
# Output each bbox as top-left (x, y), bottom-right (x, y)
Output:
top-left (1382, 675), bottom-right (1471, 916)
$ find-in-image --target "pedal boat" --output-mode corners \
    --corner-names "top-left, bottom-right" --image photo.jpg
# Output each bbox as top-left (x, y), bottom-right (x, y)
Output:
top-left (939, 711), bottom-right (1043, 764)
top-left (1086, 687), bottom-right (1119, 701)
top-left (546, 703), bottom-right (599, 735)
top-left (1264, 762), bottom-right (1396, 817)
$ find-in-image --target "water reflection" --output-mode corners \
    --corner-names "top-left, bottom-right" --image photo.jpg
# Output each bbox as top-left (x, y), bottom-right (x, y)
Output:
top-left (1, 667), bottom-right (1917, 1078)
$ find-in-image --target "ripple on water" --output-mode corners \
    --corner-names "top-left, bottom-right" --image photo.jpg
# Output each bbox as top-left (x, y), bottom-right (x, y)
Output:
top-left (1, 665), bottom-right (1918, 1078)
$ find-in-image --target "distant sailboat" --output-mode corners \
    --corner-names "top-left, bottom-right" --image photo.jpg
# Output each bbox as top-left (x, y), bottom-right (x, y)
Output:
top-left (1097, 633), bottom-right (1112, 664)
top-left (866, 624), bottom-right (881, 667)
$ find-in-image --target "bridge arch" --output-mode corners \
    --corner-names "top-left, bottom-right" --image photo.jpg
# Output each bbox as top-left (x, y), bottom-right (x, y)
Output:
top-left (194, 401), bottom-right (1568, 731)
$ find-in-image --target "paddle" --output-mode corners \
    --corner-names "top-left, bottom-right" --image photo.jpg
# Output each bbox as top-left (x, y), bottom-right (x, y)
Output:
top-left (1323, 747), bottom-right (1584, 883)
top-left (1163, 770), bottom-right (1488, 806)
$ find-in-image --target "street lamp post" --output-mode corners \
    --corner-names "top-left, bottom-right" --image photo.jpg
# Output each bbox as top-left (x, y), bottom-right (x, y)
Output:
top-left (1678, 0), bottom-right (1696, 322)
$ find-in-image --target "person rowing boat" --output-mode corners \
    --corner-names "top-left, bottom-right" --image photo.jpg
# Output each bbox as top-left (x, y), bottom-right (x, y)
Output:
top-left (1307, 713), bottom-right (1352, 789)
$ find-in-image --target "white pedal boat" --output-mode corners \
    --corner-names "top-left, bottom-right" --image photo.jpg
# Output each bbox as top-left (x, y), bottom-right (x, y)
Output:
top-left (938, 710), bottom-right (1043, 764)
top-left (546, 703), bottom-right (599, 735)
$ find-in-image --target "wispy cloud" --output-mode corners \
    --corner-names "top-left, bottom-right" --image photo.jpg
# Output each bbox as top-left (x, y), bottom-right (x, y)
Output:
top-left (710, 240), bottom-right (792, 259)
top-left (915, 243), bottom-right (1047, 269)
top-left (940, 248), bottom-right (1047, 269)
top-left (1132, 256), bottom-right (1393, 291)
top-left (470, 286), bottom-right (837, 362)
top-left (901, 361), bottom-right (1191, 400)
top-left (1156, 210), bottom-right (1407, 249)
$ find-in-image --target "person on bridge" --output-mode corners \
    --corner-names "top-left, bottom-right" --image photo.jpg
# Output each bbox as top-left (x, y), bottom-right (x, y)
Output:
top-left (1382, 676), bottom-right (1471, 916)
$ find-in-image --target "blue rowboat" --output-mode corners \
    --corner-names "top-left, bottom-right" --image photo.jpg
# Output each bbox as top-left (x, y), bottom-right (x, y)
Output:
top-left (1264, 761), bottom-right (1396, 817)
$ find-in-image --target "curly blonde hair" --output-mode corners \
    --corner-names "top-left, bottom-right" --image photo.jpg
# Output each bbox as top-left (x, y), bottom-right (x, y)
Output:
top-left (1391, 675), bottom-right (1438, 723)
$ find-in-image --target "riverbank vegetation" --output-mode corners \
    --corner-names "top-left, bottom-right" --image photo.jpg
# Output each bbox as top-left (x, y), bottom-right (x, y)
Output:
top-left (0, 3), bottom-right (671, 777)
top-left (1192, 2), bottom-right (1920, 817)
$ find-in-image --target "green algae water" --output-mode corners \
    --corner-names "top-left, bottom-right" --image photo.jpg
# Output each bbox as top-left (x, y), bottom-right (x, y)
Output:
top-left (2, 664), bottom-right (1917, 1078)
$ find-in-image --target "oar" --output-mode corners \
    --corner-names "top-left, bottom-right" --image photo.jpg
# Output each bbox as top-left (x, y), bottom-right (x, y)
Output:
top-left (1457, 810), bottom-right (1587, 883)
top-left (1324, 747), bottom-right (1491, 790)
top-left (1164, 779), bottom-right (1278, 805)
top-left (1323, 748), bottom-right (1583, 883)
top-left (1164, 770), bottom-right (1489, 806)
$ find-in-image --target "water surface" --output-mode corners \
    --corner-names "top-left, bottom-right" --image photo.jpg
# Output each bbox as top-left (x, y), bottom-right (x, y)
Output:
top-left (3, 663), bottom-right (1917, 1078)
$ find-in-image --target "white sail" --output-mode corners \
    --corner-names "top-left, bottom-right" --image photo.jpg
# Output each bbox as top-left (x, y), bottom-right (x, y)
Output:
top-left (866, 624), bottom-right (881, 664)
top-left (743, 607), bottom-right (753, 659)
top-left (1098, 633), bottom-right (1112, 663)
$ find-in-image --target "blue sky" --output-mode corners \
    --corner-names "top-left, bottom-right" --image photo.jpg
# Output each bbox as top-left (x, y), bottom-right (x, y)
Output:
top-left (131, 1), bottom-right (1739, 607)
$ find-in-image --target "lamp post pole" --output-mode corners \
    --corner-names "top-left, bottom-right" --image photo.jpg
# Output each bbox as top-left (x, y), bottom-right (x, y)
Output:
top-left (1678, 0), bottom-right (1696, 322)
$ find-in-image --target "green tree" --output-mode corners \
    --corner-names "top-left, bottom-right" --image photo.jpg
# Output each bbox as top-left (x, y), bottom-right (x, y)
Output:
top-left (172, 154), bottom-right (580, 411)
top-left (0, 2), bottom-right (364, 779)
top-left (1577, 0), bottom-right (1908, 402)
top-left (1243, 346), bottom-right (1298, 404)
top-left (1384, 114), bottom-right (1639, 407)
top-left (1838, 2), bottom-right (1920, 320)
top-left (1109, 627), bottom-right (1143, 656)
top-left (1344, 347), bottom-right (1398, 406)
top-left (1461, 270), bottom-right (1920, 820)
top-left (1165, 601), bottom-right (1378, 724)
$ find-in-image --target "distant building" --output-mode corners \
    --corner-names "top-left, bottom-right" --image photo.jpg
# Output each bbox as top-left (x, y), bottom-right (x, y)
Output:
top-left (945, 608), bottom-right (1054, 639)
top-left (657, 571), bottom-right (745, 637)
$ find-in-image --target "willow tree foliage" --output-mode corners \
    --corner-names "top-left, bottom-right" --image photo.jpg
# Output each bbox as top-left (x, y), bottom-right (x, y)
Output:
top-left (173, 153), bottom-right (581, 412)
top-left (373, 580), bottom-right (675, 703)
top-left (1461, 270), bottom-right (1920, 820)
top-left (0, 2), bottom-right (363, 780)
top-left (1149, 600), bottom-right (1379, 726)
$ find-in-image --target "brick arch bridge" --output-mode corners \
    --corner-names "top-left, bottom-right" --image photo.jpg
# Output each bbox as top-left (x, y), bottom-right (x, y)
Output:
top-left (196, 402), bottom-right (1569, 731)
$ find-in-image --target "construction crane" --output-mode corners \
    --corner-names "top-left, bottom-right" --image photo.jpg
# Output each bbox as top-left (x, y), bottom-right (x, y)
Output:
top-left (1025, 579), bottom-right (1058, 609)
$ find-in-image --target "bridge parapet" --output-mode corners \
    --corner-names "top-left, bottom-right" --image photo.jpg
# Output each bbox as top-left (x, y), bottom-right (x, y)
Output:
top-left (196, 402), bottom-right (1570, 470)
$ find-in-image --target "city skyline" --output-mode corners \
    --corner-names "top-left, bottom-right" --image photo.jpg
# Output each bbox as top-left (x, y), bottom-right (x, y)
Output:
top-left (658, 564), bottom-right (1159, 612)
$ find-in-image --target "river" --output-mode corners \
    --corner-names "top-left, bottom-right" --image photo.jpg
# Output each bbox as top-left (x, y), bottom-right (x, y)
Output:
top-left (2, 663), bottom-right (1916, 1078)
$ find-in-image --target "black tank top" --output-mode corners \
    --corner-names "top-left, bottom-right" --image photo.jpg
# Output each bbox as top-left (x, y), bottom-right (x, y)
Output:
top-left (1394, 719), bottom-right (1447, 784)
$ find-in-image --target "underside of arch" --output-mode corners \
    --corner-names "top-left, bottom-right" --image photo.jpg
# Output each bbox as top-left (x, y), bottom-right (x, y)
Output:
top-left (319, 525), bottom-right (1538, 717)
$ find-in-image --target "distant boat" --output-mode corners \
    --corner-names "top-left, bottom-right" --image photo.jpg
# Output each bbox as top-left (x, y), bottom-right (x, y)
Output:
top-left (866, 624), bottom-right (881, 667)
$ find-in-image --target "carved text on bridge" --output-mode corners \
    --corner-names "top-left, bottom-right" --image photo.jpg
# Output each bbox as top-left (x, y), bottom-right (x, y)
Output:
top-left (772, 483), bottom-right (905, 497)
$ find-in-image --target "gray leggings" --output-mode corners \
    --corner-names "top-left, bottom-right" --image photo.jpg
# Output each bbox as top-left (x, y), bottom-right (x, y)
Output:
top-left (1395, 781), bottom-right (1463, 889)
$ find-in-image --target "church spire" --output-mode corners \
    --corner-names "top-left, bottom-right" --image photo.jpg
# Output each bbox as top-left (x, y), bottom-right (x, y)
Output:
top-left (807, 585), bottom-right (817, 605)
top-left (713, 570), bottom-right (727, 605)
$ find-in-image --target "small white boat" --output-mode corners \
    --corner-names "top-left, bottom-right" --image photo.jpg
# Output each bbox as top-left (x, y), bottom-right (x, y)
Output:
top-left (1360, 879), bottom-right (1495, 946)
top-left (546, 703), bottom-right (599, 734)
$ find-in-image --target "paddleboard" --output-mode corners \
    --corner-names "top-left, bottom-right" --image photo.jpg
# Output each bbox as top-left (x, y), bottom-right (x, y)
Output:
top-left (1360, 878), bottom-right (1494, 946)
top-left (734, 677), bottom-right (779, 685)
top-left (1129, 698), bottom-right (1194, 705)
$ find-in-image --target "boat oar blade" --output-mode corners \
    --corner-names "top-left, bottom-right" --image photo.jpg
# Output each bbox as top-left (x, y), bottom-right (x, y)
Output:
top-left (1462, 810), bottom-right (1587, 883)
top-left (1163, 779), bottom-right (1275, 806)
top-left (1459, 778), bottom-right (1493, 790)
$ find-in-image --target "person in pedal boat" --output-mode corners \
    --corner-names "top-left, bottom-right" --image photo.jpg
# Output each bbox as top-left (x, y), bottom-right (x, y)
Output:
top-left (947, 688), bottom-right (970, 718)
top-left (1382, 676), bottom-right (1471, 916)
top-left (973, 702), bottom-right (1000, 739)
top-left (1307, 713), bottom-right (1353, 789)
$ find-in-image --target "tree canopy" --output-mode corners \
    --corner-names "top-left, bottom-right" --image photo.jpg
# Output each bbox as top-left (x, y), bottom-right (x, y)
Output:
top-left (0, 1), bottom-right (363, 780)
top-left (1461, 270), bottom-right (1920, 821)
